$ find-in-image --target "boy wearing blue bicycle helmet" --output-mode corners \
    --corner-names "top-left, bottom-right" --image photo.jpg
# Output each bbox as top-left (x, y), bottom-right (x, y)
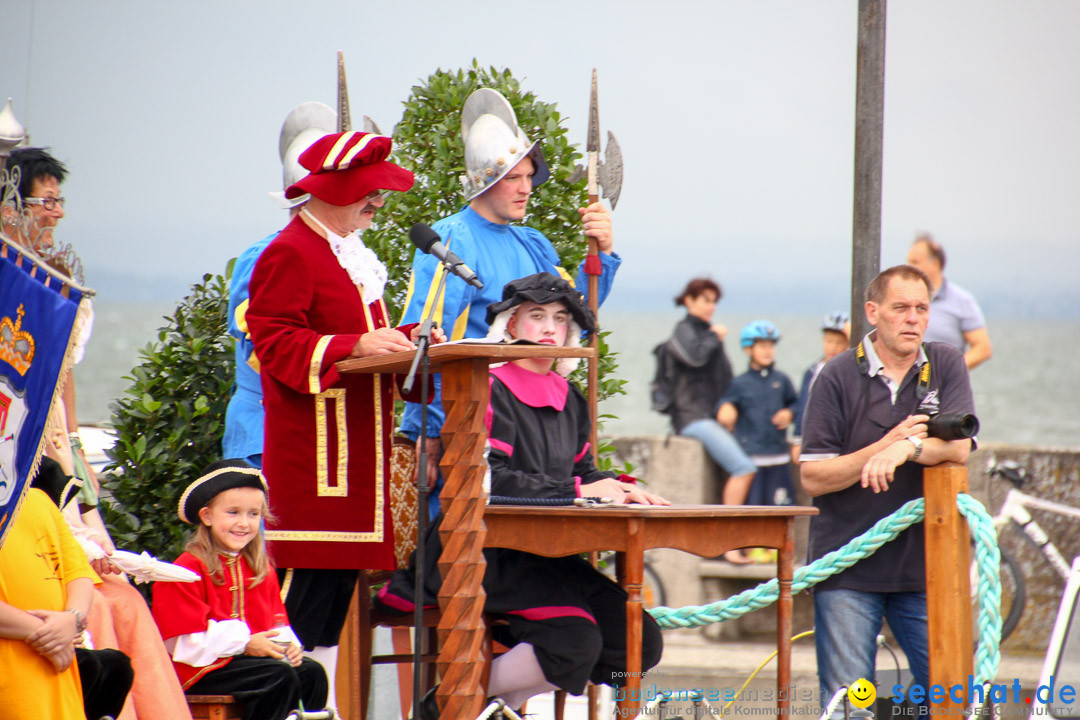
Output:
top-left (717, 320), bottom-right (799, 509)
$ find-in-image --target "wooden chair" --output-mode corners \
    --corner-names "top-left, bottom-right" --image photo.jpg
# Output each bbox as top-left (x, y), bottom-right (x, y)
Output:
top-left (186, 694), bottom-right (243, 720)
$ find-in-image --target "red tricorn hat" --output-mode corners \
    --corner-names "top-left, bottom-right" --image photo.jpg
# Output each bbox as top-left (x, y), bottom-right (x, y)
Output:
top-left (285, 131), bottom-right (415, 206)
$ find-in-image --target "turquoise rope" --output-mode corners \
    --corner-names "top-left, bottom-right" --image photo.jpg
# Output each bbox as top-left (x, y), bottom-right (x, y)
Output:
top-left (647, 493), bottom-right (1001, 685)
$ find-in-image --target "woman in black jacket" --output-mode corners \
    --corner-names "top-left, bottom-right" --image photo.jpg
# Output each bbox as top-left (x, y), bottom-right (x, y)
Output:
top-left (665, 278), bottom-right (756, 562)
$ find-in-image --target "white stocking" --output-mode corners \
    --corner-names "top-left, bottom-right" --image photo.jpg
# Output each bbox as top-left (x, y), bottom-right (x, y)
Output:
top-left (305, 645), bottom-right (338, 709)
top-left (487, 642), bottom-right (559, 710)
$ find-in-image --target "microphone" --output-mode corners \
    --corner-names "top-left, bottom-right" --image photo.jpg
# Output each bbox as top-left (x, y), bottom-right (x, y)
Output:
top-left (409, 223), bottom-right (484, 289)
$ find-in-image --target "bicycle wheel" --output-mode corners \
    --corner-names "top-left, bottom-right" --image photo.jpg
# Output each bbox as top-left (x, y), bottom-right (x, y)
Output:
top-left (998, 549), bottom-right (1026, 641)
top-left (600, 559), bottom-right (667, 609)
top-left (971, 547), bottom-right (1026, 644)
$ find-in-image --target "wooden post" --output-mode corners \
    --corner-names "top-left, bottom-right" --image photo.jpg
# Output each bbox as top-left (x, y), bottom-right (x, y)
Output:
top-left (851, 0), bottom-right (886, 344)
top-left (923, 463), bottom-right (973, 713)
top-left (436, 358), bottom-right (491, 720)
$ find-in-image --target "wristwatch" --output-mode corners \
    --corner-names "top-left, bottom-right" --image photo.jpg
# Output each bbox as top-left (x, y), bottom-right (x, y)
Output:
top-left (67, 608), bottom-right (88, 634)
top-left (905, 436), bottom-right (923, 461)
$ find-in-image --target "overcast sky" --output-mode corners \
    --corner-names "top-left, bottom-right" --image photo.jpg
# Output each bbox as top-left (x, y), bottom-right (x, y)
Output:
top-left (3, 0), bottom-right (1078, 318)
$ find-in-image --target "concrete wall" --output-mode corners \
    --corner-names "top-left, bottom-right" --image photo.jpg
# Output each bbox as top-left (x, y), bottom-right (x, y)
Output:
top-left (608, 435), bottom-right (1080, 653)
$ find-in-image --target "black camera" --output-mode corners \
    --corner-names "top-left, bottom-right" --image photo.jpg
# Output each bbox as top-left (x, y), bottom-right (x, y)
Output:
top-left (926, 412), bottom-right (979, 441)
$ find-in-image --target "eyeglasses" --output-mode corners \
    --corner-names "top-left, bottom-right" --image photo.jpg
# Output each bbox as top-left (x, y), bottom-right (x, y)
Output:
top-left (362, 190), bottom-right (388, 203)
top-left (24, 196), bottom-right (65, 211)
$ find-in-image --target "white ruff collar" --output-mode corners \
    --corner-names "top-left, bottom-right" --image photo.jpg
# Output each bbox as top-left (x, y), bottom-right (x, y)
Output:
top-left (301, 209), bottom-right (388, 305)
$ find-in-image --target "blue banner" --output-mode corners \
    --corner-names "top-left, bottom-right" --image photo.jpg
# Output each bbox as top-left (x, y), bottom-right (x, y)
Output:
top-left (0, 245), bottom-right (84, 548)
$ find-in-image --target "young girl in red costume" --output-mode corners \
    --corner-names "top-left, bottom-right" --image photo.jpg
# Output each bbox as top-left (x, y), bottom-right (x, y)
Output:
top-left (152, 460), bottom-right (327, 720)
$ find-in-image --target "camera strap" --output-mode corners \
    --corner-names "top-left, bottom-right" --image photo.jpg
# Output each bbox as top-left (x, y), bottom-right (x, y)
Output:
top-left (855, 340), bottom-right (931, 403)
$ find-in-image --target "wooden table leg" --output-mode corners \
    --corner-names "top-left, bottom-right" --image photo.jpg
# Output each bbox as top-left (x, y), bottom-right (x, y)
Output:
top-left (435, 358), bottom-right (490, 720)
top-left (777, 519), bottom-right (793, 719)
top-left (618, 519), bottom-right (645, 717)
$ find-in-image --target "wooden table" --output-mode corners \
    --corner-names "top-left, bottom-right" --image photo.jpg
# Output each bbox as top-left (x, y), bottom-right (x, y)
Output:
top-left (484, 504), bottom-right (817, 717)
top-left (340, 346), bottom-right (816, 718)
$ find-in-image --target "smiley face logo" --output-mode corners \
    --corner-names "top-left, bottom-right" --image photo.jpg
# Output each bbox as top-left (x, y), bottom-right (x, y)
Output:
top-left (848, 678), bottom-right (877, 709)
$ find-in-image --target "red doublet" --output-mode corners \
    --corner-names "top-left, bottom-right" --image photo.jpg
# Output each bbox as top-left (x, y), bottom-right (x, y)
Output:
top-left (152, 553), bottom-right (289, 689)
top-left (247, 215), bottom-right (408, 570)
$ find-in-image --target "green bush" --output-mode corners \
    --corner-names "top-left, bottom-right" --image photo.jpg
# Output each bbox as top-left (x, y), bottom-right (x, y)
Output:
top-left (100, 271), bottom-right (233, 571)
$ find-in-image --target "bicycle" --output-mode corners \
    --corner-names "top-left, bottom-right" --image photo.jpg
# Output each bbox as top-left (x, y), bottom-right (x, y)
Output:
top-left (598, 551), bottom-right (669, 609)
top-left (973, 459), bottom-right (1080, 642)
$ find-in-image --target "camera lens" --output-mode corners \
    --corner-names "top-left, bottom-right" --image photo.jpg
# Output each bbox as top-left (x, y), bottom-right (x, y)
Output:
top-left (926, 412), bottom-right (979, 441)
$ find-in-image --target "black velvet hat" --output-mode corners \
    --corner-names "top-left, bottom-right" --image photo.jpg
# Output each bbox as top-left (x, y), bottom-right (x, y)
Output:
top-left (484, 272), bottom-right (597, 337)
top-left (178, 459), bottom-right (268, 524)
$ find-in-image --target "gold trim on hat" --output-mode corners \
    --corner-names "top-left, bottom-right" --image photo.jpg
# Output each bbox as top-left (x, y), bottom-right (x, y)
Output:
top-left (339, 133), bottom-right (383, 168)
top-left (178, 466), bottom-right (267, 523)
top-left (323, 132), bottom-right (358, 170)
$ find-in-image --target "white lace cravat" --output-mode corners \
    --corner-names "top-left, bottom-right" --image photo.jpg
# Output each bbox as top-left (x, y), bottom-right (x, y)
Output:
top-left (301, 209), bottom-right (388, 305)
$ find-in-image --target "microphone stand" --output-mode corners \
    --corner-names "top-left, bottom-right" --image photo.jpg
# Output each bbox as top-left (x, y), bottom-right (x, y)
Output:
top-left (402, 263), bottom-right (451, 720)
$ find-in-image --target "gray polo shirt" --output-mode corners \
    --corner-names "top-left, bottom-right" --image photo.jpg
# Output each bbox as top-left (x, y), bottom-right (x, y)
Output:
top-left (924, 278), bottom-right (986, 350)
top-left (800, 333), bottom-right (974, 593)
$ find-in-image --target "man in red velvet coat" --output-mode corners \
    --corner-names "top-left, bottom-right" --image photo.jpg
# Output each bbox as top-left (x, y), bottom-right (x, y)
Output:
top-left (246, 131), bottom-right (443, 697)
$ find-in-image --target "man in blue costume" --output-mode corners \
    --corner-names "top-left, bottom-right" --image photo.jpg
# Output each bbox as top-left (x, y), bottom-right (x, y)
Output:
top-left (399, 88), bottom-right (621, 505)
top-left (223, 102), bottom-right (336, 467)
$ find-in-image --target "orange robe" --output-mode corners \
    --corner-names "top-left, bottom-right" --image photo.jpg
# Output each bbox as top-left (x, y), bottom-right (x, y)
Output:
top-left (88, 575), bottom-right (193, 720)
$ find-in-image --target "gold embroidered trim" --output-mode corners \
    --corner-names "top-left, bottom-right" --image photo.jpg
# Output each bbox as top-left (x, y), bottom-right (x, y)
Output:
top-left (279, 568), bottom-right (293, 602)
top-left (315, 389), bottom-right (347, 497)
top-left (371, 373), bottom-right (385, 541)
top-left (308, 335), bottom-right (333, 395)
top-left (182, 657), bottom-right (233, 690)
top-left (265, 529), bottom-right (384, 542)
top-left (269, 373), bottom-right (386, 543)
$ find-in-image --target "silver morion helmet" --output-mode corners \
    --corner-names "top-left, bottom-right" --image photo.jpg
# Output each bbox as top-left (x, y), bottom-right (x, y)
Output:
top-left (460, 88), bottom-right (550, 202)
top-left (270, 101), bottom-right (338, 210)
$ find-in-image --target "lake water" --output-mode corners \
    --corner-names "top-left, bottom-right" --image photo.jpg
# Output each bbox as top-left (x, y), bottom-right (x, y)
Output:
top-left (77, 302), bottom-right (1079, 449)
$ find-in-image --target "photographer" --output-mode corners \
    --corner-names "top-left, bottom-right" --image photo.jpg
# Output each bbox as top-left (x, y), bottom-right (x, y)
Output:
top-left (799, 265), bottom-right (975, 714)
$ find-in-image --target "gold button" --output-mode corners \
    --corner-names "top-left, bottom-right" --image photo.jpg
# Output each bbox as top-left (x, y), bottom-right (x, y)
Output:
top-left (485, 168), bottom-right (494, 176)
top-left (496, 158), bottom-right (505, 166)
top-left (509, 146), bottom-right (518, 154)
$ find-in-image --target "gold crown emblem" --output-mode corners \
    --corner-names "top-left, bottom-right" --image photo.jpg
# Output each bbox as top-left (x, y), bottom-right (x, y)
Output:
top-left (0, 305), bottom-right (35, 376)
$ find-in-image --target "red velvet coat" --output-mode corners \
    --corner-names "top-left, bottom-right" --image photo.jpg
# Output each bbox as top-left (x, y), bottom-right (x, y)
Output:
top-left (247, 214), bottom-right (414, 570)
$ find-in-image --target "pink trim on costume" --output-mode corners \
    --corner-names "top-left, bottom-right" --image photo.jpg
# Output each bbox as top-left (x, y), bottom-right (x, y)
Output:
top-left (574, 442), bottom-right (591, 463)
top-left (574, 476), bottom-right (582, 497)
top-left (377, 585), bottom-right (418, 612)
top-left (488, 437), bottom-right (514, 457)
top-left (491, 363), bottom-right (568, 411)
top-left (485, 377), bottom-right (496, 431)
top-left (507, 606), bottom-right (597, 623)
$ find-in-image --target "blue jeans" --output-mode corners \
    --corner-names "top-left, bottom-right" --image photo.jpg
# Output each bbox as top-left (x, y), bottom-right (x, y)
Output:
top-left (679, 419), bottom-right (756, 478)
top-left (814, 588), bottom-right (929, 713)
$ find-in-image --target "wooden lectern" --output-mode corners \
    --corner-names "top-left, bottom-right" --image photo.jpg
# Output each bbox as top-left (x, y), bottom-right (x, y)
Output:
top-left (338, 343), bottom-right (592, 720)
